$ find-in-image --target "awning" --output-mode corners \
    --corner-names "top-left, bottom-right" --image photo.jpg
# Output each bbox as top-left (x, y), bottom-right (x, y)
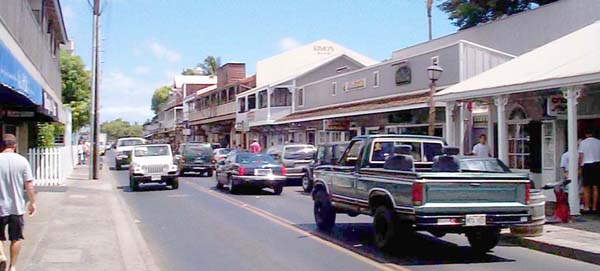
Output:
top-left (435, 21), bottom-right (600, 102)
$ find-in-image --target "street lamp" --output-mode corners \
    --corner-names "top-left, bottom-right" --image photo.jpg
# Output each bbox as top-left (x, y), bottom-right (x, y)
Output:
top-left (427, 65), bottom-right (443, 136)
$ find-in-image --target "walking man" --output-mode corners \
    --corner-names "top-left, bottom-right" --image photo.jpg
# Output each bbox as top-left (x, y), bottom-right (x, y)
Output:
top-left (0, 134), bottom-right (36, 271)
top-left (579, 128), bottom-right (600, 213)
top-left (471, 134), bottom-right (491, 158)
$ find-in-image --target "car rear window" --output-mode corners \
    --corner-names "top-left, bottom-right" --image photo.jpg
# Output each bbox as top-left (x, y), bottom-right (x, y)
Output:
top-left (237, 154), bottom-right (277, 164)
top-left (184, 145), bottom-right (212, 155)
top-left (118, 139), bottom-right (144, 147)
top-left (284, 146), bottom-right (316, 160)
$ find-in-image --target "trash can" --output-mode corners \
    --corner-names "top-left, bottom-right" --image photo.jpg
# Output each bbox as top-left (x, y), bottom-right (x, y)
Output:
top-left (510, 189), bottom-right (546, 237)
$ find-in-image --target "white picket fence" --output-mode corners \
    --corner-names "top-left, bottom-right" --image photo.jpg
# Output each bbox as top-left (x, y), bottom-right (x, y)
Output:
top-left (27, 146), bottom-right (77, 186)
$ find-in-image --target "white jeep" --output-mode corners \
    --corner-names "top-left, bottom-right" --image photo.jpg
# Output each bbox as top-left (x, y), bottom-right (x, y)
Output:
top-left (129, 144), bottom-right (179, 191)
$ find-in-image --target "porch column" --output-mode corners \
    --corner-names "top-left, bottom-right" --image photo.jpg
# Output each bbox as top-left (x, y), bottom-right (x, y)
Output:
top-left (487, 103), bottom-right (496, 157)
top-left (494, 95), bottom-right (509, 164)
top-left (459, 102), bottom-right (467, 155)
top-left (445, 101), bottom-right (456, 146)
top-left (564, 86), bottom-right (581, 216)
top-left (267, 87), bottom-right (272, 121)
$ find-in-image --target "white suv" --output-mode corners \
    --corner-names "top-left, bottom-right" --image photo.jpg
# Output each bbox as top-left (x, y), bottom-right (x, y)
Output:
top-left (115, 137), bottom-right (145, 170)
top-left (129, 144), bottom-right (179, 191)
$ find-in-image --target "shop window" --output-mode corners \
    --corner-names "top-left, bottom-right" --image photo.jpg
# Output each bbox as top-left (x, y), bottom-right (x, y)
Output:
top-left (373, 71), bottom-right (380, 88)
top-left (238, 97), bottom-right (246, 113)
top-left (296, 88), bottom-right (304, 107)
top-left (318, 131), bottom-right (328, 144)
top-left (271, 88), bottom-right (291, 107)
top-left (508, 107), bottom-right (530, 169)
top-left (332, 82), bottom-right (337, 96)
top-left (247, 94), bottom-right (256, 110)
top-left (258, 90), bottom-right (268, 109)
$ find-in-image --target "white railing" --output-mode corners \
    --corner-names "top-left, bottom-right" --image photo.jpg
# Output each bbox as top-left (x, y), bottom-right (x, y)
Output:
top-left (189, 102), bottom-right (236, 121)
top-left (27, 146), bottom-right (77, 186)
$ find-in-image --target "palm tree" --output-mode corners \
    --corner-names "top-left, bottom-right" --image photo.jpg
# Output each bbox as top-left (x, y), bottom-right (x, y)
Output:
top-left (197, 56), bottom-right (221, 75)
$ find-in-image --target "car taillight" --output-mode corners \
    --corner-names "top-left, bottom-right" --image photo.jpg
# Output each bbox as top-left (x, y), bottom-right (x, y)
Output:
top-left (211, 156), bottom-right (217, 164)
top-left (280, 164), bottom-right (287, 176)
top-left (412, 182), bottom-right (424, 206)
top-left (181, 156), bottom-right (186, 162)
top-left (239, 165), bottom-right (245, 176)
top-left (525, 182), bottom-right (531, 204)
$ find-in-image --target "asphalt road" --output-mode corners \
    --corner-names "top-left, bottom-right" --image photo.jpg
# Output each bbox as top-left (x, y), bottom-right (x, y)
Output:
top-left (105, 152), bottom-right (599, 271)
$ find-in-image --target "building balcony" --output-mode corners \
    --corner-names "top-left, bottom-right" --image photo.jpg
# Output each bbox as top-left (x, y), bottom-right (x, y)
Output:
top-left (236, 106), bottom-right (292, 128)
top-left (189, 102), bottom-right (236, 123)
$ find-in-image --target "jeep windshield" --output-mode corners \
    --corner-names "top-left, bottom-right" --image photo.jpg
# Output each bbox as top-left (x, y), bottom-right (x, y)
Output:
top-left (284, 146), bottom-right (316, 160)
top-left (134, 146), bottom-right (170, 157)
top-left (118, 139), bottom-right (144, 147)
top-left (183, 145), bottom-right (212, 155)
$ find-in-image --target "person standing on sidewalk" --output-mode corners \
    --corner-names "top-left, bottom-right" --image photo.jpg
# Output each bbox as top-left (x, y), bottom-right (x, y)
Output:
top-left (471, 134), bottom-right (491, 158)
top-left (579, 128), bottom-right (600, 213)
top-left (249, 139), bottom-right (261, 154)
top-left (0, 134), bottom-right (36, 271)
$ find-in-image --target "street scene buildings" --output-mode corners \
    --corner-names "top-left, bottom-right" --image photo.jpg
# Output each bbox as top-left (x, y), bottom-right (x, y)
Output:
top-left (3, 0), bottom-right (600, 270)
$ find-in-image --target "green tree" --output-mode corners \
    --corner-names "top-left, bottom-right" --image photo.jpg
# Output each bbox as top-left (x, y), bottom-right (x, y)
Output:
top-left (60, 51), bottom-right (91, 129)
top-left (100, 119), bottom-right (143, 140)
top-left (197, 56), bottom-right (221, 75)
top-left (181, 68), bottom-right (197, 75)
top-left (438, 0), bottom-right (558, 30)
top-left (151, 85), bottom-right (171, 114)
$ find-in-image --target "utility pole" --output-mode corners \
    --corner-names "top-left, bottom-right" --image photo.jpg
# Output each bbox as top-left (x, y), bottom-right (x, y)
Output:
top-left (426, 0), bottom-right (433, 40)
top-left (90, 0), bottom-right (101, 180)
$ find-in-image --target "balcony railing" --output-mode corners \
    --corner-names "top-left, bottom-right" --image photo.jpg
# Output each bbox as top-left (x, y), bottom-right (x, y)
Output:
top-left (0, 0), bottom-right (62, 97)
top-left (189, 102), bottom-right (236, 121)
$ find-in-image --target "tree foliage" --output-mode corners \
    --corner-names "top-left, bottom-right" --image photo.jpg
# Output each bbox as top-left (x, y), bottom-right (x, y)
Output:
top-left (438, 0), bottom-right (558, 30)
top-left (100, 119), bottom-right (143, 140)
top-left (151, 85), bottom-right (171, 114)
top-left (60, 51), bottom-right (91, 129)
top-left (197, 56), bottom-right (221, 75)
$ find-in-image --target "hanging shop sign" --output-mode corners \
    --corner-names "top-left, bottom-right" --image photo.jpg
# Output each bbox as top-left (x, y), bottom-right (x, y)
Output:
top-left (0, 110), bottom-right (35, 118)
top-left (345, 78), bottom-right (366, 91)
top-left (323, 119), bottom-right (349, 131)
top-left (0, 41), bottom-right (43, 105)
top-left (546, 95), bottom-right (567, 116)
top-left (395, 66), bottom-right (411, 85)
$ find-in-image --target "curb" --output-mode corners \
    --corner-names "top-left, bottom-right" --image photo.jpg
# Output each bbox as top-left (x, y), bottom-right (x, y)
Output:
top-left (501, 234), bottom-right (600, 265)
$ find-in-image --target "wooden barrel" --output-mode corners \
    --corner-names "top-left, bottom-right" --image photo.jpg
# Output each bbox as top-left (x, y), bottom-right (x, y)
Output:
top-left (510, 189), bottom-right (546, 237)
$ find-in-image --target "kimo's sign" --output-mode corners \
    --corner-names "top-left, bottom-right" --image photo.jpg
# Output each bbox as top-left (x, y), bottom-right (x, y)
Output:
top-left (546, 95), bottom-right (567, 116)
top-left (323, 119), bottom-right (349, 131)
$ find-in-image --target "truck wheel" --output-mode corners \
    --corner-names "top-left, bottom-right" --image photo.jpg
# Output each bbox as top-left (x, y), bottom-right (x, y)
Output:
top-left (467, 227), bottom-right (500, 255)
top-left (206, 169), bottom-right (214, 177)
top-left (314, 190), bottom-right (335, 231)
top-left (273, 184), bottom-right (283, 195)
top-left (302, 175), bottom-right (313, 193)
top-left (171, 179), bottom-right (179, 190)
top-left (116, 160), bottom-right (121, 170)
top-left (373, 205), bottom-right (402, 251)
top-left (130, 177), bottom-right (139, 191)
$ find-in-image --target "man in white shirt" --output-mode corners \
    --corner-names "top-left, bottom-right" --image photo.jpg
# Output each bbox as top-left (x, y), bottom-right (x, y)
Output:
top-left (471, 134), bottom-right (491, 158)
top-left (578, 128), bottom-right (600, 212)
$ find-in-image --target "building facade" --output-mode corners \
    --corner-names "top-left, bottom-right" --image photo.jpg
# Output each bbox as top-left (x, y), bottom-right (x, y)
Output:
top-left (0, 0), bottom-right (69, 153)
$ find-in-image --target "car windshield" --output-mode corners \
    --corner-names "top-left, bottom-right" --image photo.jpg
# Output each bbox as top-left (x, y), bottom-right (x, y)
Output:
top-left (284, 146), bottom-right (316, 160)
top-left (184, 145), bottom-right (212, 155)
top-left (237, 154), bottom-right (277, 164)
top-left (460, 159), bottom-right (511, 173)
top-left (134, 146), bottom-right (170, 157)
top-left (118, 139), bottom-right (144, 147)
top-left (216, 149), bottom-right (230, 155)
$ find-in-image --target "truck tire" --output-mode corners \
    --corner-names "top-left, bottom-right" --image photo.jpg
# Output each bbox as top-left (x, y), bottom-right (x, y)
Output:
top-left (373, 205), bottom-right (402, 251)
top-left (467, 227), bottom-right (501, 255)
top-left (229, 176), bottom-right (239, 194)
top-left (171, 179), bottom-right (179, 190)
top-left (302, 174), bottom-right (313, 193)
top-left (273, 184), bottom-right (283, 195)
top-left (314, 190), bottom-right (335, 231)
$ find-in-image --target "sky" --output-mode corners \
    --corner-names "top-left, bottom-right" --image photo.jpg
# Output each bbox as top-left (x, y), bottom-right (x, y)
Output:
top-left (61, 0), bottom-right (458, 124)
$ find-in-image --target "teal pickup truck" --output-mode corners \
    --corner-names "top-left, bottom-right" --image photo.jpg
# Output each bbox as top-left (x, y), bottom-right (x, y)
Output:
top-left (311, 135), bottom-right (531, 254)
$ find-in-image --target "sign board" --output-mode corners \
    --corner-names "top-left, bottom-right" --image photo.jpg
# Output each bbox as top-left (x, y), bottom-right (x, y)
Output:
top-left (323, 119), bottom-right (349, 131)
top-left (345, 78), bottom-right (366, 91)
top-left (395, 66), bottom-right (411, 85)
top-left (313, 45), bottom-right (335, 55)
top-left (182, 128), bottom-right (191, 136)
top-left (0, 110), bottom-right (35, 118)
top-left (546, 95), bottom-right (567, 116)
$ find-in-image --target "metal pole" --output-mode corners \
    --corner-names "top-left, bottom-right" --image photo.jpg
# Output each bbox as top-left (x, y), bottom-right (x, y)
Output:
top-left (428, 80), bottom-right (436, 136)
top-left (426, 0), bottom-right (433, 41)
top-left (564, 87), bottom-right (581, 216)
top-left (90, 0), bottom-right (100, 180)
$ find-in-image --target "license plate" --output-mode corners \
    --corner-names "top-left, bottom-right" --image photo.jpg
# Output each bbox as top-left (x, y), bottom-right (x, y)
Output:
top-left (193, 167), bottom-right (205, 170)
top-left (465, 214), bottom-right (486, 226)
top-left (254, 169), bottom-right (272, 176)
top-left (151, 175), bottom-right (161, 181)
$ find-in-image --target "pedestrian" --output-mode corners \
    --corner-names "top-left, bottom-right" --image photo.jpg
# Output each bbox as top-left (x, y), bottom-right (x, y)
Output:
top-left (578, 128), bottom-right (600, 213)
top-left (560, 141), bottom-right (583, 208)
top-left (471, 134), bottom-right (491, 158)
top-left (77, 139), bottom-right (85, 165)
top-left (249, 139), bottom-right (261, 154)
top-left (0, 134), bottom-right (36, 271)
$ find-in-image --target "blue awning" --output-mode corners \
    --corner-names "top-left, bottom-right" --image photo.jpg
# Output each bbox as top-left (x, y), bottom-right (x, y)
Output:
top-left (0, 40), bottom-right (43, 105)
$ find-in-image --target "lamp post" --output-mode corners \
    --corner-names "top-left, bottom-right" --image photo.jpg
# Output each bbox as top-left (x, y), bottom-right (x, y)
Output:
top-left (427, 65), bottom-right (443, 136)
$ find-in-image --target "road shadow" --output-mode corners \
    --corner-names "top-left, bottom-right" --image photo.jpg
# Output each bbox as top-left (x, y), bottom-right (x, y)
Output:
top-left (294, 222), bottom-right (515, 266)
top-left (116, 183), bottom-right (173, 193)
top-left (210, 185), bottom-right (280, 196)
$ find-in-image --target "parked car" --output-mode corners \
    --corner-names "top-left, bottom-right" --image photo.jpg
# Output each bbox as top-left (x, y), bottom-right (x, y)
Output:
top-left (302, 142), bottom-right (349, 192)
top-left (129, 144), bottom-right (179, 191)
top-left (176, 143), bottom-right (214, 176)
top-left (115, 137), bottom-right (146, 170)
top-left (311, 135), bottom-right (531, 254)
top-left (266, 144), bottom-right (316, 184)
top-left (211, 143), bottom-right (222, 150)
top-left (213, 148), bottom-right (231, 165)
top-left (215, 152), bottom-right (286, 195)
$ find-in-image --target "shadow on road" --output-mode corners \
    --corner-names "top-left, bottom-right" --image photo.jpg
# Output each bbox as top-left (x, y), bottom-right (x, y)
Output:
top-left (211, 185), bottom-right (281, 196)
top-left (116, 184), bottom-right (173, 193)
top-left (294, 222), bottom-right (515, 266)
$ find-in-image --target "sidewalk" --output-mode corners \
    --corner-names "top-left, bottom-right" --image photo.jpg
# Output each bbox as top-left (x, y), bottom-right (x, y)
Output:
top-left (14, 165), bottom-right (160, 271)
top-left (502, 215), bottom-right (600, 265)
